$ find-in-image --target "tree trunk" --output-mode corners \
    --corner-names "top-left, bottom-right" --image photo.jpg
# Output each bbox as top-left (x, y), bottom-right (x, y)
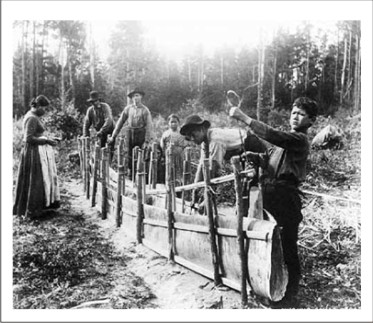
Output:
top-left (334, 27), bottom-right (339, 100)
top-left (340, 35), bottom-right (348, 106)
top-left (35, 23), bottom-right (40, 96)
top-left (67, 42), bottom-right (75, 103)
top-left (188, 57), bottom-right (192, 90)
top-left (30, 21), bottom-right (36, 99)
top-left (39, 21), bottom-right (46, 94)
top-left (220, 55), bottom-right (224, 86)
top-left (353, 29), bottom-right (360, 113)
top-left (89, 23), bottom-right (95, 88)
top-left (257, 32), bottom-right (265, 121)
top-left (271, 40), bottom-right (277, 109)
top-left (21, 21), bottom-right (27, 113)
top-left (59, 35), bottom-right (66, 109)
top-left (347, 28), bottom-right (352, 102)
top-left (305, 29), bottom-right (310, 92)
top-left (126, 49), bottom-right (131, 105)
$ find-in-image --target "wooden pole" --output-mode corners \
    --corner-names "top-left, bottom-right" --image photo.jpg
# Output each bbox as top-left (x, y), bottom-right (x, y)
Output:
top-left (166, 147), bottom-right (175, 261)
top-left (81, 137), bottom-right (86, 192)
top-left (201, 143), bottom-right (221, 286)
top-left (91, 144), bottom-right (100, 207)
top-left (231, 156), bottom-right (248, 308)
top-left (152, 142), bottom-right (158, 189)
top-left (85, 137), bottom-right (90, 200)
top-left (132, 146), bottom-right (139, 184)
top-left (142, 149), bottom-right (146, 201)
top-left (118, 138), bottom-right (124, 166)
top-left (116, 165), bottom-right (125, 228)
top-left (148, 150), bottom-right (153, 190)
top-left (136, 149), bottom-right (144, 243)
top-left (77, 137), bottom-right (84, 179)
top-left (101, 147), bottom-right (108, 220)
top-left (182, 147), bottom-right (191, 213)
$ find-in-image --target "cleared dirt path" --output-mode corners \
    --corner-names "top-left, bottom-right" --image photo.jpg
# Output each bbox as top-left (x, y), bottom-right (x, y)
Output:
top-left (65, 178), bottom-right (261, 309)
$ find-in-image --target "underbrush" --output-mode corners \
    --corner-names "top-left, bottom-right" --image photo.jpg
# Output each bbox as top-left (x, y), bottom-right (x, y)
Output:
top-left (12, 202), bottom-right (155, 309)
top-left (298, 196), bottom-right (361, 308)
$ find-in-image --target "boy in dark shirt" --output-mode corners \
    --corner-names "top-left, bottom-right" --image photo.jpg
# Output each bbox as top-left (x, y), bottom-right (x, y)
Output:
top-left (230, 97), bottom-right (318, 308)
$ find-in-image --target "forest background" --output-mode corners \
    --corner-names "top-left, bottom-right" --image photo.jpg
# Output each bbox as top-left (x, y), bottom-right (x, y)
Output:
top-left (12, 19), bottom-right (361, 134)
top-left (3, 1), bottom-right (373, 322)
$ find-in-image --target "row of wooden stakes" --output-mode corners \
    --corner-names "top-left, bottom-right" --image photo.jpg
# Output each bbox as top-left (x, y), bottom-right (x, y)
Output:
top-left (77, 136), bottom-right (258, 307)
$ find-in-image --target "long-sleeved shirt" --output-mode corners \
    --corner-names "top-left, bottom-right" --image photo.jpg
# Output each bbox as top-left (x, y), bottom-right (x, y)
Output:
top-left (249, 119), bottom-right (310, 184)
top-left (112, 103), bottom-right (153, 142)
top-left (201, 128), bottom-right (247, 167)
top-left (23, 111), bottom-right (47, 145)
top-left (83, 102), bottom-right (114, 137)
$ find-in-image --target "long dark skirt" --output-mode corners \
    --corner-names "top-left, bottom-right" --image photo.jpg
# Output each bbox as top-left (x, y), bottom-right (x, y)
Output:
top-left (13, 144), bottom-right (59, 217)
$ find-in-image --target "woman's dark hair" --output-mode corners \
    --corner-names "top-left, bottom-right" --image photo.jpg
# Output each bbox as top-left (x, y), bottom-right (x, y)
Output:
top-left (167, 114), bottom-right (180, 123)
top-left (293, 97), bottom-right (318, 119)
top-left (30, 95), bottom-right (50, 108)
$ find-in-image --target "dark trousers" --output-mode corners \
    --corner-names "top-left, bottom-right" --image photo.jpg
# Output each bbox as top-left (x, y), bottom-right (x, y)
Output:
top-left (125, 128), bottom-right (146, 172)
top-left (262, 182), bottom-right (302, 297)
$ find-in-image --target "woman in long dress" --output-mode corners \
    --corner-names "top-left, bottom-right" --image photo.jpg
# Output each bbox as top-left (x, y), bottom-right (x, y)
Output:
top-left (13, 95), bottom-right (60, 218)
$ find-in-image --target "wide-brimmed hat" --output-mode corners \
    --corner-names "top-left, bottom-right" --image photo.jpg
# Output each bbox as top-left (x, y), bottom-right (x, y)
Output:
top-left (128, 88), bottom-right (145, 98)
top-left (180, 115), bottom-right (211, 136)
top-left (87, 91), bottom-right (100, 103)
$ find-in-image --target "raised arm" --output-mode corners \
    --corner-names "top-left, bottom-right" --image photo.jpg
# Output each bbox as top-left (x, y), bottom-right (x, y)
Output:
top-left (99, 104), bottom-right (114, 135)
top-left (249, 119), bottom-right (308, 152)
top-left (111, 106), bottom-right (129, 139)
top-left (230, 107), bottom-right (307, 152)
top-left (82, 108), bottom-right (92, 137)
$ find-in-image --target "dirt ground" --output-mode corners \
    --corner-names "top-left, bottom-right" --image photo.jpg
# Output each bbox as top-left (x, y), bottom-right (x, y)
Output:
top-left (63, 178), bottom-right (263, 310)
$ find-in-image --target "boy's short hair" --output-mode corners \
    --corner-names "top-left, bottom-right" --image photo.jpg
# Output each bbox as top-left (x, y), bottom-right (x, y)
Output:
top-left (167, 114), bottom-right (180, 123)
top-left (293, 97), bottom-right (318, 119)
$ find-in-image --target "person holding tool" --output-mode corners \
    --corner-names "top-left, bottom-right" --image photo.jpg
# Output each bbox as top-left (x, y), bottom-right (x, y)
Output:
top-left (179, 114), bottom-right (265, 211)
top-left (229, 94), bottom-right (318, 308)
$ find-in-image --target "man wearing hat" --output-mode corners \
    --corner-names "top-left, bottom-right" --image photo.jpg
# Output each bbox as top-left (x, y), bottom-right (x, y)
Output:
top-left (108, 88), bottom-right (153, 176)
top-left (83, 91), bottom-right (115, 150)
top-left (180, 114), bottom-right (265, 207)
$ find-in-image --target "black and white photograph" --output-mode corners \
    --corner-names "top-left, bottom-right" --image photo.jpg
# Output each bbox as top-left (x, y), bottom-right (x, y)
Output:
top-left (1, 1), bottom-right (372, 322)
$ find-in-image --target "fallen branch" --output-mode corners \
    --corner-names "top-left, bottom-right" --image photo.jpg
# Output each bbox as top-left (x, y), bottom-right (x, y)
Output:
top-left (71, 298), bottom-right (110, 309)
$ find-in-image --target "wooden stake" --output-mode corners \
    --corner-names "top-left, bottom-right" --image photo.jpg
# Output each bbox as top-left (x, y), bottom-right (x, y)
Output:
top-left (136, 149), bottom-right (144, 243)
top-left (77, 137), bottom-right (84, 179)
top-left (85, 137), bottom-right (90, 200)
top-left (152, 142), bottom-right (158, 189)
top-left (116, 165), bottom-right (125, 228)
top-left (232, 156), bottom-right (248, 308)
top-left (182, 147), bottom-right (191, 213)
top-left (118, 138), bottom-right (124, 166)
top-left (101, 147), bottom-right (108, 220)
top-left (81, 137), bottom-right (86, 192)
top-left (201, 143), bottom-right (222, 286)
top-left (166, 147), bottom-right (175, 261)
top-left (122, 157), bottom-right (126, 196)
top-left (132, 146), bottom-right (139, 184)
top-left (148, 150), bottom-right (154, 190)
top-left (142, 149), bottom-right (146, 201)
top-left (91, 144), bottom-right (100, 207)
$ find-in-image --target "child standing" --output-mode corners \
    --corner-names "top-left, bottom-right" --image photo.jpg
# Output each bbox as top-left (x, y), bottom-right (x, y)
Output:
top-left (229, 97), bottom-right (318, 308)
top-left (160, 114), bottom-right (188, 186)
